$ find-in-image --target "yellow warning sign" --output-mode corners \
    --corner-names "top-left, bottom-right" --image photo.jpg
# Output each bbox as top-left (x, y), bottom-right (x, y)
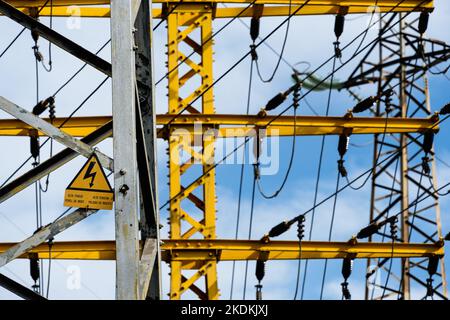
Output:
top-left (64, 153), bottom-right (113, 210)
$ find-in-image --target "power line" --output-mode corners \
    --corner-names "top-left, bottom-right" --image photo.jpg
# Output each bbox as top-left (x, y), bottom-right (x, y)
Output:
top-left (155, 0), bottom-right (258, 87)
top-left (230, 59), bottom-right (255, 300)
top-left (157, 0), bottom-right (313, 131)
top-left (159, 1), bottom-right (430, 212)
top-left (288, 113), bottom-right (450, 230)
top-left (254, 0), bottom-right (293, 83)
top-left (242, 173), bottom-right (257, 300)
top-left (301, 55), bottom-right (338, 299)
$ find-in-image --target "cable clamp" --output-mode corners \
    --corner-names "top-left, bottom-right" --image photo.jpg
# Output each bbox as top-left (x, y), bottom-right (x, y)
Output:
top-left (250, 44), bottom-right (258, 61)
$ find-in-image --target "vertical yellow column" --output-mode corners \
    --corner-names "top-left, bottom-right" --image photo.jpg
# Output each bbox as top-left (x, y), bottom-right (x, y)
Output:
top-left (166, 3), bottom-right (219, 300)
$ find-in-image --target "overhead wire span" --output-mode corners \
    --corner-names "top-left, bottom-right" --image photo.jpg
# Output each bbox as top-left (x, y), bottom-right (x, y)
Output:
top-left (159, 0), bottom-right (435, 212)
top-left (230, 57), bottom-right (255, 300)
top-left (253, 0), bottom-right (293, 83)
top-left (242, 174), bottom-right (257, 300)
top-left (293, 215), bottom-right (305, 300)
top-left (0, 77), bottom-right (110, 188)
top-left (319, 170), bottom-right (342, 300)
top-left (301, 50), bottom-right (338, 299)
top-left (158, 0), bottom-right (421, 136)
top-left (262, 111), bottom-right (450, 246)
top-left (0, 0), bottom-right (52, 61)
top-left (155, 0), bottom-right (258, 86)
top-left (157, 0), bottom-right (313, 132)
top-left (255, 82), bottom-right (300, 199)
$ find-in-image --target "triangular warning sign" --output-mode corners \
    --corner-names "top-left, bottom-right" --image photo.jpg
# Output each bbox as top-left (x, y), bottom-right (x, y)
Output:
top-left (64, 153), bottom-right (113, 210)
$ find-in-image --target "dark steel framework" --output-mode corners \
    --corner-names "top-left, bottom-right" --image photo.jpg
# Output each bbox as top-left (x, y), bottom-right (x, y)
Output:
top-left (346, 13), bottom-right (450, 300)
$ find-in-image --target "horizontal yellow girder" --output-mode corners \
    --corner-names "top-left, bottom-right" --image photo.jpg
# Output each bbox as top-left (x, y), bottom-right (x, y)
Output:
top-left (0, 114), bottom-right (439, 138)
top-left (0, 239), bottom-right (443, 263)
top-left (6, 0), bottom-right (433, 18)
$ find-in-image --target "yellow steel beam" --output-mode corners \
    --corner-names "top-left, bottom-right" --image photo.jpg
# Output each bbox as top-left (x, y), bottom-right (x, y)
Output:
top-left (0, 239), bottom-right (443, 262)
top-left (0, 114), bottom-right (439, 138)
top-left (5, 0), bottom-right (433, 18)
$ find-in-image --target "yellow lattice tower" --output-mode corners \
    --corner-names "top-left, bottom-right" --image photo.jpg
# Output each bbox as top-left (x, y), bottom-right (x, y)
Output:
top-left (166, 3), bottom-right (218, 299)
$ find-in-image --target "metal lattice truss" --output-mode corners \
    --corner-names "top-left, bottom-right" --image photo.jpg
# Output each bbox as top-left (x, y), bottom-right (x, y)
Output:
top-left (346, 14), bottom-right (450, 300)
top-left (166, 4), bottom-right (218, 300)
top-left (0, 0), bottom-right (449, 300)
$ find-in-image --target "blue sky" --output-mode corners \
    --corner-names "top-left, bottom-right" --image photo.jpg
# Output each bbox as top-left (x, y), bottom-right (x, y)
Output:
top-left (0, 1), bottom-right (449, 300)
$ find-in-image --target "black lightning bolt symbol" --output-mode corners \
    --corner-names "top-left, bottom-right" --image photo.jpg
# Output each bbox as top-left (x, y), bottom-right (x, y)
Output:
top-left (83, 161), bottom-right (97, 188)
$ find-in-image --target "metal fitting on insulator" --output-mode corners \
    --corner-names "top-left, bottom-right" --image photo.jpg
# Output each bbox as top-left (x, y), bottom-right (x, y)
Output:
top-left (297, 215), bottom-right (305, 241)
top-left (427, 256), bottom-right (439, 278)
top-left (357, 222), bottom-right (380, 239)
top-left (389, 216), bottom-right (398, 239)
top-left (418, 11), bottom-right (430, 35)
top-left (268, 220), bottom-right (294, 238)
top-left (255, 259), bottom-right (266, 283)
top-left (342, 257), bottom-right (353, 281)
top-left (32, 96), bottom-right (53, 116)
top-left (333, 41), bottom-right (342, 59)
top-left (250, 44), bottom-right (258, 61)
top-left (31, 28), bottom-right (39, 43)
top-left (32, 100), bottom-right (46, 116)
top-left (29, 254), bottom-right (40, 288)
top-left (341, 281), bottom-right (351, 300)
top-left (384, 90), bottom-right (393, 114)
top-left (265, 92), bottom-right (287, 111)
top-left (352, 96), bottom-right (375, 113)
top-left (29, 130), bottom-right (40, 163)
top-left (338, 134), bottom-right (349, 159)
top-left (426, 278), bottom-right (434, 297)
top-left (418, 41), bottom-right (425, 59)
top-left (422, 156), bottom-right (431, 175)
top-left (253, 163), bottom-right (261, 180)
top-left (33, 46), bottom-right (43, 62)
top-left (292, 85), bottom-right (301, 110)
top-left (337, 159), bottom-right (347, 178)
top-left (255, 284), bottom-right (263, 300)
top-left (439, 103), bottom-right (450, 115)
top-left (334, 14), bottom-right (345, 39)
top-left (48, 98), bottom-right (56, 122)
top-left (422, 132), bottom-right (434, 155)
top-left (250, 17), bottom-right (260, 43)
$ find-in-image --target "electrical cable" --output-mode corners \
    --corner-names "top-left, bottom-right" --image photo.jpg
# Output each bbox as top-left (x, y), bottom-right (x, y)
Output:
top-left (0, 37), bottom-right (110, 188)
top-left (254, 0), bottom-right (292, 83)
top-left (256, 99), bottom-right (298, 199)
top-left (46, 238), bottom-right (53, 298)
top-left (155, 0), bottom-right (258, 87)
top-left (369, 155), bottom-right (400, 300)
top-left (152, 1), bottom-right (183, 31)
top-left (380, 58), bottom-right (420, 300)
top-left (344, 105), bottom-right (390, 191)
top-left (0, 77), bottom-right (109, 188)
top-left (351, 0), bottom-right (379, 59)
top-left (319, 171), bottom-right (341, 299)
top-left (242, 174), bottom-right (257, 300)
top-left (260, 0), bottom-right (421, 131)
top-left (159, 6), bottom-right (440, 213)
top-left (157, 0), bottom-right (314, 132)
top-left (0, 0), bottom-right (52, 61)
top-left (380, 215), bottom-right (399, 300)
top-left (263, 113), bottom-right (450, 241)
top-left (230, 59), bottom-right (255, 300)
top-left (158, 0), bottom-right (418, 136)
top-left (229, 8), bottom-right (298, 71)
top-left (300, 56), bottom-right (337, 299)
top-left (0, 27), bottom-right (26, 60)
top-left (53, 39), bottom-right (111, 96)
top-left (293, 215), bottom-right (305, 300)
